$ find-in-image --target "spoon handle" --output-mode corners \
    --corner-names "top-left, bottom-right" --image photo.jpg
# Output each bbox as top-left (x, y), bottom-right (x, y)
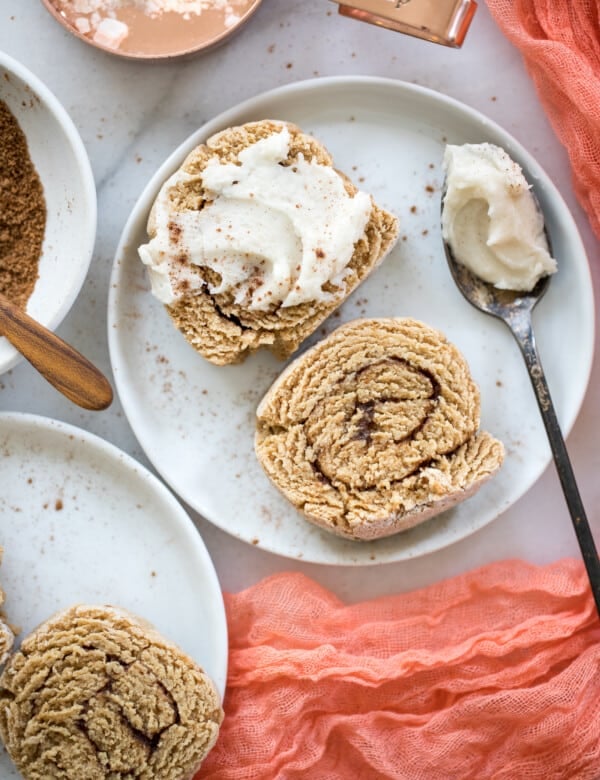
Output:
top-left (0, 295), bottom-right (113, 411)
top-left (509, 313), bottom-right (600, 615)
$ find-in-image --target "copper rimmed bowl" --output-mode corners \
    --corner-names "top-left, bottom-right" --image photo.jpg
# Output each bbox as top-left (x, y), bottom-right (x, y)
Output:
top-left (40, 0), bottom-right (262, 61)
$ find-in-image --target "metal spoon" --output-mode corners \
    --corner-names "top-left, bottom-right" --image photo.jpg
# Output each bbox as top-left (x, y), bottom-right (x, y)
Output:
top-left (441, 215), bottom-right (600, 616)
top-left (0, 292), bottom-right (113, 411)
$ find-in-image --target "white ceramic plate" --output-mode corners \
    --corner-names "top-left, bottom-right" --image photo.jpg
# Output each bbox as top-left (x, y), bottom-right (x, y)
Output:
top-left (108, 76), bottom-right (594, 566)
top-left (0, 413), bottom-right (227, 778)
top-left (0, 52), bottom-right (96, 375)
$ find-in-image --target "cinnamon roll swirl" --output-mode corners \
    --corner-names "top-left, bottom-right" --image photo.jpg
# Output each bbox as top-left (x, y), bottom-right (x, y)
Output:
top-left (0, 605), bottom-right (223, 780)
top-left (255, 318), bottom-right (504, 540)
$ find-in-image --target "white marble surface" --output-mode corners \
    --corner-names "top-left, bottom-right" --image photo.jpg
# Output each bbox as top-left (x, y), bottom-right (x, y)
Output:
top-left (0, 0), bottom-right (598, 602)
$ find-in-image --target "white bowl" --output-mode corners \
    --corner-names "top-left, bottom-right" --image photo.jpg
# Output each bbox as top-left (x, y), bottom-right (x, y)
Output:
top-left (0, 52), bottom-right (96, 375)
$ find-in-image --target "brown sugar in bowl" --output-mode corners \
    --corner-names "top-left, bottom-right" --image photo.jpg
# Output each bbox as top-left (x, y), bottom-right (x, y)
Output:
top-left (0, 51), bottom-right (96, 375)
top-left (41, 0), bottom-right (263, 61)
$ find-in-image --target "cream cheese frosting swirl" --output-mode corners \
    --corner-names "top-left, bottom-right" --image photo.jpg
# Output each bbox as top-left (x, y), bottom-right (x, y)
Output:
top-left (139, 124), bottom-right (372, 311)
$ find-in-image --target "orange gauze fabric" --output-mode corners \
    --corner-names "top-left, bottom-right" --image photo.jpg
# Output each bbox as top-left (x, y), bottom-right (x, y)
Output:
top-left (485, 0), bottom-right (600, 239)
top-left (197, 559), bottom-right (600, 780)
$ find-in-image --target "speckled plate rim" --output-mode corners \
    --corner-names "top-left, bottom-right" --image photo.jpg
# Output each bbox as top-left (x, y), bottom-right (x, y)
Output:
top-left (0, 51), bottom-right (97, 373)
top-left (40, 0), bottom-right (264, 61)
top-left (0, 411), bottom-right (228, 699)
top-left (107, 75), bottom-right (595, 566)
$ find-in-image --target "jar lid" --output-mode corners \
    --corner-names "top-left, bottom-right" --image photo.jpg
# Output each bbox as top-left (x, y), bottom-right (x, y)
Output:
top-left (333, 0), bottom-right (477, 48)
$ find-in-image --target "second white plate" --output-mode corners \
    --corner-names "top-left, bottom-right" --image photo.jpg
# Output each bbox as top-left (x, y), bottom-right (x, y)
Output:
top-left (108, 76), bottom-right (594, 566)
top-left (0, 413), bottom-right (227, 779)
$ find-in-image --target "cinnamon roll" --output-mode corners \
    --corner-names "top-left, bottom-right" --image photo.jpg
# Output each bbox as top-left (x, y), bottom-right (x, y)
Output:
top-left (255, 318), bottom-right (504, 540)
top-left (0, 605), bottom-right (223, 780)
top-left (139, 120), bottom-right (399, 365)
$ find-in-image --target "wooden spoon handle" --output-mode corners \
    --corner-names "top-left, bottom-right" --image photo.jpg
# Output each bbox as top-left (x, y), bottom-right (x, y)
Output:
top-left (0, 295), bottom-right (113, 411)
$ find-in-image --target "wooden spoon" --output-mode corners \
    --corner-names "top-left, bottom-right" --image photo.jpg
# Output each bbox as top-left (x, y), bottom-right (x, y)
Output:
top-left (0, 293), bottom-right (113, 411)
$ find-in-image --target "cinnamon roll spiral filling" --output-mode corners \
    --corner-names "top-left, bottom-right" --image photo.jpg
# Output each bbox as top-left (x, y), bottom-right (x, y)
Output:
top-left (256, 318), bottom-right (504, 540)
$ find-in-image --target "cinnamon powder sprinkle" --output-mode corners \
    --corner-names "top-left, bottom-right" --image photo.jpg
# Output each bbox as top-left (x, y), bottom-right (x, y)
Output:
top-left (0, 100), bottom-right (46, 308)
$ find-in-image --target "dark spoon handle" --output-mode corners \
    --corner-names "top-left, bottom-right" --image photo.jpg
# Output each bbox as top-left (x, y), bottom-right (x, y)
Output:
top-left (509, 312), bottom-right (600, 616)
top-left (0, 294), bottom-right (113, 411)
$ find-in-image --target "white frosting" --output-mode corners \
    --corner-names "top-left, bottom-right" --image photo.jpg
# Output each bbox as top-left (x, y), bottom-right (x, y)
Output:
top-left (441, 143), bottom-right (557, 291)
top-left (138, 125), bottom-right (373, 310)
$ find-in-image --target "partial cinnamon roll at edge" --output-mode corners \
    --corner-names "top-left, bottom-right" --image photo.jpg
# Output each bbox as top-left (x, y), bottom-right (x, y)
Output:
top-left (0, 604), bottom-right (223, 780)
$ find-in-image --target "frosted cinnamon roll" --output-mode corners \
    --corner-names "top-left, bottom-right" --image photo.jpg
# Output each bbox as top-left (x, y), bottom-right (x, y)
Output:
top-left (139, 120), bottom-right (399, 365)
top-left (255, 318), bottom-right (504, 540)
top-left (0, 605), bottom-right (223, 780)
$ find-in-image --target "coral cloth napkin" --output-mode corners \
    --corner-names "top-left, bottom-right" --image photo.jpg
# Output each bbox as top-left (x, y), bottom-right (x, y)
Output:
top-left (485, 0), bottom-right (600, 239)
top-left (198, 559), bottom-right (600, 779)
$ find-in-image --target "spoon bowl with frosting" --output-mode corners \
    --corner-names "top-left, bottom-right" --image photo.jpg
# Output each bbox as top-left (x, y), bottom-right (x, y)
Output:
top-left (441, 142), bottom-right (557, 292)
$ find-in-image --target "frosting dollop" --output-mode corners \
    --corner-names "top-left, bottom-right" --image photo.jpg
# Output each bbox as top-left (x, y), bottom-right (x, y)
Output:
top-left (441, 143), bottom-right (557, 291)
top-left (139, 125), bottom-right (373, 310)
